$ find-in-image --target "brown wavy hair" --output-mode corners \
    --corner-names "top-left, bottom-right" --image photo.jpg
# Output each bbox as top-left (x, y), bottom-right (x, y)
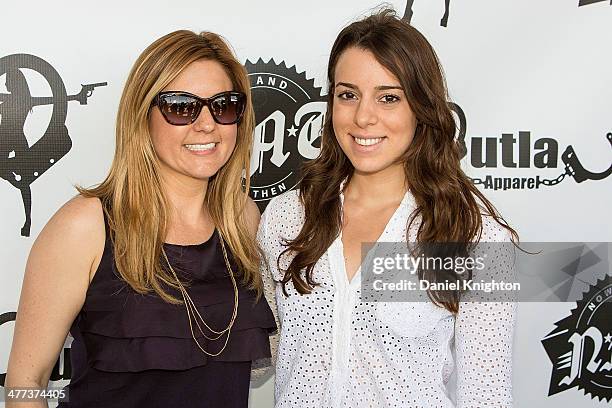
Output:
top-left (79, 30), bottom-right (261, 303)
top-left (280, 9), bottom-right (518, 313)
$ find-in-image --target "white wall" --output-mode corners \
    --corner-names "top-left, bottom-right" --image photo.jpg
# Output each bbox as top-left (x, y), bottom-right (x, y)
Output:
top-left (1, 1), bottom-right (610, 407)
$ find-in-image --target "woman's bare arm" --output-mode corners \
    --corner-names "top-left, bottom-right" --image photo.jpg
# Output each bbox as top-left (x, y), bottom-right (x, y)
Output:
top-left (5, 196), bottom-right (105, 407)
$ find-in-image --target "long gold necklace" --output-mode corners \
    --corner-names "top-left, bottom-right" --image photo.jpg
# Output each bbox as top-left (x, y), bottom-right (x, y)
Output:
top-left (162, 229), bottom-right (238, 357)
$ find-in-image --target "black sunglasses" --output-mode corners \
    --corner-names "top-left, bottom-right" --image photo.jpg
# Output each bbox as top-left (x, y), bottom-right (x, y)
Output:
top-left (152, 90), bottom-right (246, 126)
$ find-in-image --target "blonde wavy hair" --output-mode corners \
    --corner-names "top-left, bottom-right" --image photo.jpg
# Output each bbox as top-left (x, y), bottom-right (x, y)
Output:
top-left (79, 30), bottom-right (261, 303)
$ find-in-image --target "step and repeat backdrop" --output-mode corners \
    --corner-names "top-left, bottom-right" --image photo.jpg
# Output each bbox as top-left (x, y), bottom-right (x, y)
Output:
top-left (1, 0), bottom-right (611, 407)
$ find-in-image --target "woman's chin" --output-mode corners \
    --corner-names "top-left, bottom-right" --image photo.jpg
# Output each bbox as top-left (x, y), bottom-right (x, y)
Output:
top-left (349, 159), bottom-right (401, 176)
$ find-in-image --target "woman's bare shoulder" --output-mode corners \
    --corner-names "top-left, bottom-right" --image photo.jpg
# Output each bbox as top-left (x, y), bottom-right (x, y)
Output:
top-left (32, 195), bottom-right (106, 270)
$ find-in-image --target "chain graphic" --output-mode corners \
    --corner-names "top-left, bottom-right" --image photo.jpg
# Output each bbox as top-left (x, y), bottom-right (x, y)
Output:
top-left (472, 131), bottom-right (612, 188)
top-left (451, 101), bottom-right (612, 190)
top-left (562, 133), bottom-right (612, 183)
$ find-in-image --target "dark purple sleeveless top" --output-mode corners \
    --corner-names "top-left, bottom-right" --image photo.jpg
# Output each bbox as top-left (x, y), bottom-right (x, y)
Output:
top-left (57, 210), bottom-right (276, 407)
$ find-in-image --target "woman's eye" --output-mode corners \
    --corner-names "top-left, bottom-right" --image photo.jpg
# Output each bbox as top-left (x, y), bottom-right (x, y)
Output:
top-left (337, 91), bottom-right (356, 100)
top-left (380, 94), bottom-right (400, 104)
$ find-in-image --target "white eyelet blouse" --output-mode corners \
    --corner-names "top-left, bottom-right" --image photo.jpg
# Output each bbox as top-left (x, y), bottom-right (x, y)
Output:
top-left (257, 189), bottom-right (516, 408)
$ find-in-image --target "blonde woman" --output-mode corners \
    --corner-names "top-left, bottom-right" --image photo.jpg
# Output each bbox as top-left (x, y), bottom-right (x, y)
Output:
top-left (6, 30), bottom-right (277, 408)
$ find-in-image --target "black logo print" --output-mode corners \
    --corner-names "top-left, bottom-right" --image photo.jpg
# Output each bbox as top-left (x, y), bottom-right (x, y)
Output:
top-left (0, 311), bottom-right (71, 386)
top-left (401, 0), bottom-right (611, 28)
top-left (401, 1), bottom-right (609, 188)
top-left (403, 0), bottom-right (452, 27)
top-left (542, 275), bottom-right (612, 403)
top-left (578, 0), bottom-right (612, 6)
top-left (452, 104), bottom-right (612, 190)
top-left (245, 59), bottom-right (326, 211)
top-left (0, 54), bottom-right (106, 237)
top-left (402, 0), bottom-right (612, 28)
top-left (562, 135), bottom-right (612, 183)
top-left (0, 311), bottom-right (16, 386)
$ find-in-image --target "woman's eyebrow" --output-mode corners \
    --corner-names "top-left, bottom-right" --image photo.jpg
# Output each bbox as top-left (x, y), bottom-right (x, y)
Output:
top-left (335, 82), bottom-right (403, 91)
top-left (335, 82), bottom-right (358, 89)
top-left (375, 85), bottom-right (403, 91)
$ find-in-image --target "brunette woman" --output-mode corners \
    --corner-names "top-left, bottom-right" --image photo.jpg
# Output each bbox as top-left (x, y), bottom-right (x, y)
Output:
top-left (259, 9), bottom-right (517, 408)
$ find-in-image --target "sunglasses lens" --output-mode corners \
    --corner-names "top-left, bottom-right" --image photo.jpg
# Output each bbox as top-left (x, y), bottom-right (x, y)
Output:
top-left (210, 92), bottom-right (245, 124)
top-left (158, 94), bottom-right (199, 125)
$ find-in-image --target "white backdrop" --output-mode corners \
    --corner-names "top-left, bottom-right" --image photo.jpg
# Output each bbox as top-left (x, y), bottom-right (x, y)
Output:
top-left (1, 1), bottom-right (611, 407)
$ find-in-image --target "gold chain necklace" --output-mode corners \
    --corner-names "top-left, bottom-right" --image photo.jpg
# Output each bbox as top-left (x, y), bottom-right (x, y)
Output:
top-left (161, 229), bottom-right (238, 357)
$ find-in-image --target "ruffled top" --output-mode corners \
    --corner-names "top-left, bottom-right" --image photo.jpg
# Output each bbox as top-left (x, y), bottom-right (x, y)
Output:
top-left (63, 211), bottom-right (276, 405)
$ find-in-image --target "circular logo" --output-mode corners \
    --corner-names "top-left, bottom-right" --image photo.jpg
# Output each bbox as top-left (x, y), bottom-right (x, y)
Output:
top-left (542, 275), bottom-right (612, 402)
top-left (245, 59), bottom-right (326, 211)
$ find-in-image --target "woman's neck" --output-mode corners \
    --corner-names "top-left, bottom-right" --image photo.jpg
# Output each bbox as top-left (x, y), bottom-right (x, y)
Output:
top-left (160, 171), bottom-right (210, 228)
